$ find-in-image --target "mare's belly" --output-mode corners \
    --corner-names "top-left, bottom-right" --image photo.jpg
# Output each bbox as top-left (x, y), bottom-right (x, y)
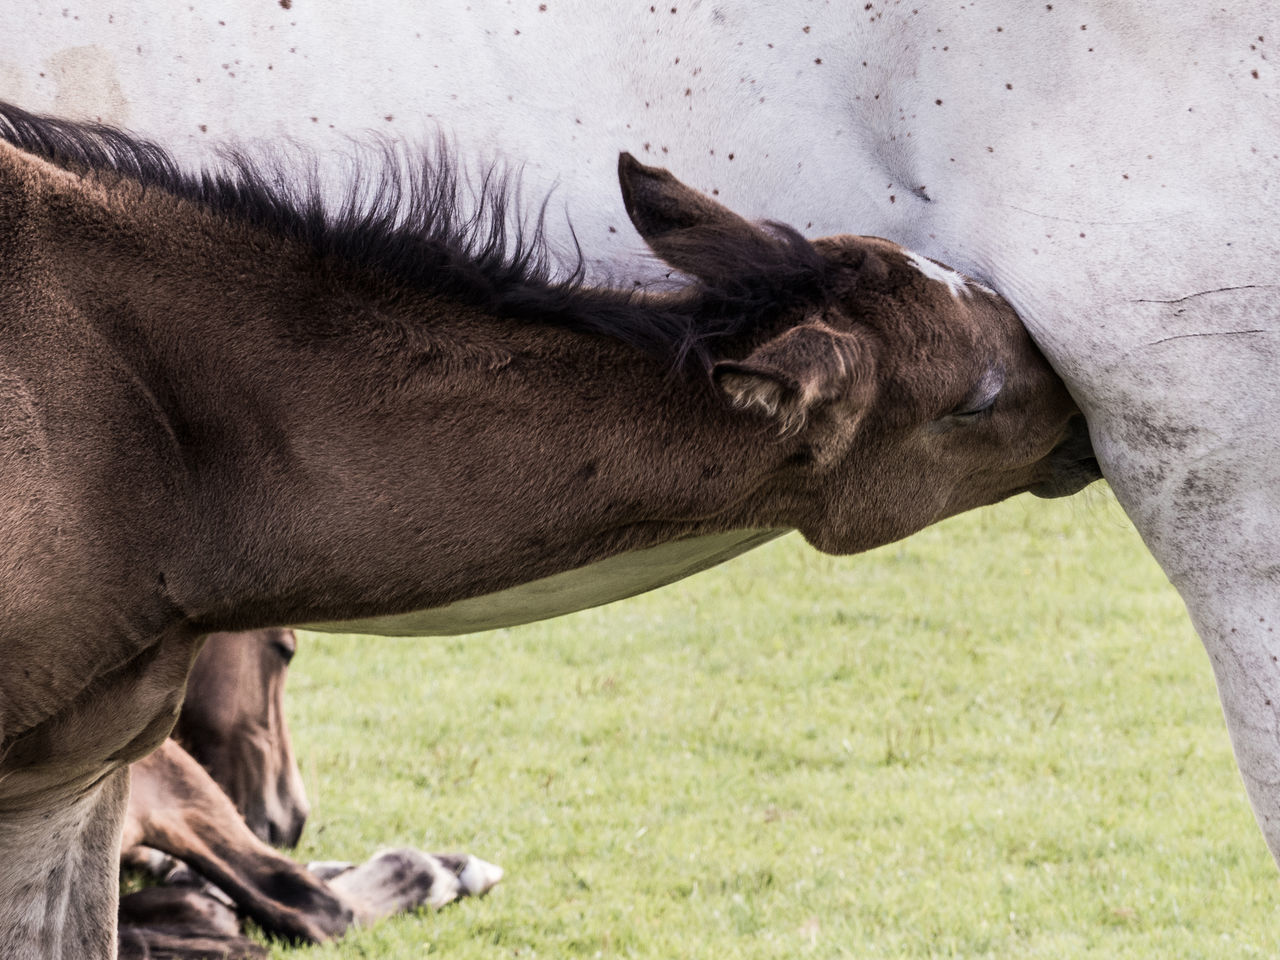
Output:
top-left (303, 529), bottom-right (786, 637)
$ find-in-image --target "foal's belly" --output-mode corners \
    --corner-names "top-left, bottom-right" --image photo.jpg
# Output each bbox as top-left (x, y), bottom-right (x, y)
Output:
top-left (303, 529), bottom-right (786, 637)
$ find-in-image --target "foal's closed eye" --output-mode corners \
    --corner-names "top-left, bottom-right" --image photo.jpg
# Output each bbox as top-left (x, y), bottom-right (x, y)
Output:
top-left (949, 365), bottom-right (1005, 420)
top-left (951, 395), bottom-right (997, 419)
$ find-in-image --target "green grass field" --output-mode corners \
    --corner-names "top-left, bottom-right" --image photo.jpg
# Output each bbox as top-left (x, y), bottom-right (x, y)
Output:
top-left (276, 487), bottom-right (1280, 958)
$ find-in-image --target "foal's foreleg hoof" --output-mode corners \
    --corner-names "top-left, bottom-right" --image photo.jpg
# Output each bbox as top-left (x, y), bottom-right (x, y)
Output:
top-left (431, 853), bottom-right (505, 897)
top-left (327, 848), bottom-right (464, 921)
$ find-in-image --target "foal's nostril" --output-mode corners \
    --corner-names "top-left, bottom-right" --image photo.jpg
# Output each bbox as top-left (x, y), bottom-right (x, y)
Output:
top-left (282, 808), bottom-right (308, 849)
top-left (263, 810), bottom-right (307, 849)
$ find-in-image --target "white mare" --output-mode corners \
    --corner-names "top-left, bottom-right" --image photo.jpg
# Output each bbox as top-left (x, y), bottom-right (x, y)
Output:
top-left (3, 0), bottom-right (1279, 948)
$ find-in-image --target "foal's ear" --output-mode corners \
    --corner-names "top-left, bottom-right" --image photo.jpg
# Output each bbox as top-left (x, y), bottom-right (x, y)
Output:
top-left (618, 152), bottom-right (776, 282)
top-left (712, 321), bottom-right (876, 432)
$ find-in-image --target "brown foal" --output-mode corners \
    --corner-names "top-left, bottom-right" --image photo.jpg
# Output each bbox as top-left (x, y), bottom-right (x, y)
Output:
top-left (0, 102), bottom-right (1095, 958)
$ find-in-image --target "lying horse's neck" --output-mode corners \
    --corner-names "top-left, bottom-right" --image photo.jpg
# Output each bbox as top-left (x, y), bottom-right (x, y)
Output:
top-left (8, 153), bottom-right (798, 636)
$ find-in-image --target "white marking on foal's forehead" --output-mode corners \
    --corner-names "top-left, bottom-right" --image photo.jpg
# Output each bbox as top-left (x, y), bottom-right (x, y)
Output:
top-left (903, 251), bottom-right (971, 300)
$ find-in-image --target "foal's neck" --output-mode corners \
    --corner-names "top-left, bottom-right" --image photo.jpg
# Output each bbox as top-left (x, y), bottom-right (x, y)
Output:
top-left (76, 191), bottom-right (802, 631)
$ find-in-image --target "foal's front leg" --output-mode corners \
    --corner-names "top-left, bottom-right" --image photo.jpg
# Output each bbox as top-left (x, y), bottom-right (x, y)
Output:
top-left (0, 767), bottom-right (130, 960)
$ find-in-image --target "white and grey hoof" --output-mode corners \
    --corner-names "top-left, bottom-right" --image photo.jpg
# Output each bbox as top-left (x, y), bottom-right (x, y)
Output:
top-left (457, 855), bottom-right (504, 897)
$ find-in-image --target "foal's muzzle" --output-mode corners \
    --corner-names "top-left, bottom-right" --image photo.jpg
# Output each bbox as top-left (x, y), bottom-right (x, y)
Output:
top-left (1030, 415), bottom-right (1102, 499)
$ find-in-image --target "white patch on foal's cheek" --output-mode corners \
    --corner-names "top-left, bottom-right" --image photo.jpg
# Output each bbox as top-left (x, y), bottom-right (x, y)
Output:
top-left (905, 251), bottom-right (971, 299)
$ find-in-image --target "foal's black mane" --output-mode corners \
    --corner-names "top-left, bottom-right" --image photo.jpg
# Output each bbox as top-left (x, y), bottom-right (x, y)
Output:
top-left (0, 101), bottom-right (827, 371)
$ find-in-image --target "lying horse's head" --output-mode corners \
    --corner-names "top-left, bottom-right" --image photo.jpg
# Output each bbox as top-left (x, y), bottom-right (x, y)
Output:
top-left (619, 154), bottom-right (1100, 555)
top-left (174, 629), bottom-right (309, 848)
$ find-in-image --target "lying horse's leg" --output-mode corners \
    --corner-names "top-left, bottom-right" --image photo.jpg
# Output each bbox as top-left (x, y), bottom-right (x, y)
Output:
top-left (127, 739), bottom-right (502, 946)
top-left (124, 739), bottom-right (353, 944)
top-left (309, 855), bottom-right (504, 906)
top-left (0, 767), bottom-right (129, 960)
top-left (324, 849), bottom-right (462, 919)
top-left (117, 886), bottom-right (266, 960)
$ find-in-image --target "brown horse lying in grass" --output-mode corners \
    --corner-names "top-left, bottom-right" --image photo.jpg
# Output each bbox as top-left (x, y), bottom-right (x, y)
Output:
top-left (0, 101), bottom-right (1097, 959)
top-left (121, 630), bottom-right (502, 957)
